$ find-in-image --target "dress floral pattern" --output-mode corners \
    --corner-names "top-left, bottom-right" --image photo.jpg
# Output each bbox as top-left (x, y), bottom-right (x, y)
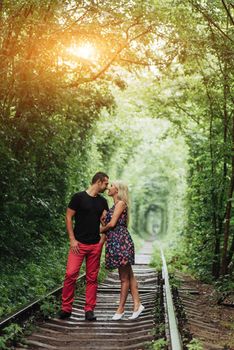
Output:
top-left (105, 205), bottom-right (135, 270)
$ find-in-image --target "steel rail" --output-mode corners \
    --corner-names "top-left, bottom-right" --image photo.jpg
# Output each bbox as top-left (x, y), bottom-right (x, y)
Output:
top-left (0, 274), bottom-right (85, 330)
top-left (160, 246), bottom-right (183, 350)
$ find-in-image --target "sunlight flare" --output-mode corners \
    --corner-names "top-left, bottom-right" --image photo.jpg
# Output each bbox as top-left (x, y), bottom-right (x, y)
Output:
top-left (67, 43), bottom-right (97, 61)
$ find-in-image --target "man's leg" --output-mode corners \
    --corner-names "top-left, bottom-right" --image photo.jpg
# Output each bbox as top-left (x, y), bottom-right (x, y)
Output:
top-left (61, 247), bottom-right (86, 313)
top-left (85, 243), bottom-right (102, 312)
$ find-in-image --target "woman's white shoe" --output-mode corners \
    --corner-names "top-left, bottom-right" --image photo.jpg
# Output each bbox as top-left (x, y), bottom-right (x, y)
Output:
top-left (112, 312), bottom-right (125, 320)
top-left (128, 304), bottom-right (145, 320)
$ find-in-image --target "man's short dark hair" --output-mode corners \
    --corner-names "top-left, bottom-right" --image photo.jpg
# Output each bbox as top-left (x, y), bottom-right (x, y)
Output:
top-left (91, 172), bottom-right (109, 184)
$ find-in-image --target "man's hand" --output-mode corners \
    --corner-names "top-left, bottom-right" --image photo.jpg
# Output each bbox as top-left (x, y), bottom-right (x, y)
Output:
top-left (70, 239), bottom-right (80, 254)
top-left (99, 233), bottom-right (106, 246)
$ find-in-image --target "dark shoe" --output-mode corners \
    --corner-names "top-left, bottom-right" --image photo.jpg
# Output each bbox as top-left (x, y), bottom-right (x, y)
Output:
top-left (59, 310), bottom-right (71, 319)
top-left (85, 310), bottom-right (97, 321)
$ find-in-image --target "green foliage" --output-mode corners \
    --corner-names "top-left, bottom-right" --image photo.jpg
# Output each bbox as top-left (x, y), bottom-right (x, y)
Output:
top-left (91, 84), bottom-right (188, 243)
top-left (0, 323), bottom-right (23, 350)
top-left (150, 245), bottom-right (162, 271)
top-left (187, 338), bottom-right (203, 350)
top-left (0, 238), bottom-right (68, 317)
top-left (1, 0), bottom-right (234, 323)
top-left (148, 338), bottom-right (168, 350)
top-left (214, 275), bottom-right (234, 295)
top-left (39, 295), bottom-right (60, 319)
top-left (138, 0), bottom-right (234, 281)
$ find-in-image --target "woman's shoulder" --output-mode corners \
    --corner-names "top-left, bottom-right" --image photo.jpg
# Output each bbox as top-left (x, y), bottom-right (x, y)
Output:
top-left (115, 201), bottom-right (127, 210)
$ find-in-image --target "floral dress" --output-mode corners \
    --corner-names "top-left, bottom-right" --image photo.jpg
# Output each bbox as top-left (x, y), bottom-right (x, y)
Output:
top-left (105, 205), bottom-right (135, 270)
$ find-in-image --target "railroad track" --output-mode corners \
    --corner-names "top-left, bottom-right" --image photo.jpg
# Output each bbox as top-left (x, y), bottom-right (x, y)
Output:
top-left (175, 271), bottom-right (234, 350)
top-left (1, 242), bottom-right (183, 350)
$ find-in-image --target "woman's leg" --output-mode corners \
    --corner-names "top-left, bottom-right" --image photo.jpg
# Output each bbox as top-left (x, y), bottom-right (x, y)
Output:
top-left (116, 264), bottom-right (131, 313)
top-left (129, 266), bottom-right (141, 311)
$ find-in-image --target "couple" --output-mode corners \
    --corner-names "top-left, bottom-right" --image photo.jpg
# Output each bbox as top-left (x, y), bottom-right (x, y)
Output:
top-left (59, 172), bottom-right (144, 321)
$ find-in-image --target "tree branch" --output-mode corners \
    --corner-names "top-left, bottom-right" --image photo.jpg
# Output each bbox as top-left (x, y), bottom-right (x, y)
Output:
top-left (68, 42), bottom-right (126, 87)
top-left (221, 0), bottom-right (234, 26)
top-left (66, 25), bottom-right (154, 88)
top-left (173, 99), bottom-right (200, 124)
top-left (190, 0), bottom-right (234, 43)
top-left (119, 58), bottom-right (153, 66)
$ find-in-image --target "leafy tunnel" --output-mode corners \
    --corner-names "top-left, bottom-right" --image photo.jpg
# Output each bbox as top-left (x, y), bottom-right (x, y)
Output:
top-left (0, 0), bottom-right (233, 318)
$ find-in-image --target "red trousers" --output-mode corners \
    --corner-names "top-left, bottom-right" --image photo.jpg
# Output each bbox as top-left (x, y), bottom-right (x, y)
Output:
top-left (61, 242), bottom-right (102, 313)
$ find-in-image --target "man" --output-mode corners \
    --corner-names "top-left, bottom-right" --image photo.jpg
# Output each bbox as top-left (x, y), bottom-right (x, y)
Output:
top-left (59, 172), bottom-right (109, 321)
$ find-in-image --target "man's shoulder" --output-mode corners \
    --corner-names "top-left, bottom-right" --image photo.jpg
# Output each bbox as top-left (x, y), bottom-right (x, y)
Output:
top-left (97, 194), bottom-right (108, 208)
top-left (69, 191), bottom-right (85, 203)
top-left (72, 191), bottom-right (85, 197)
top-left (68, 191), bottom-right (85, 210)
top-left (97, 194), bottom-right (107, 201)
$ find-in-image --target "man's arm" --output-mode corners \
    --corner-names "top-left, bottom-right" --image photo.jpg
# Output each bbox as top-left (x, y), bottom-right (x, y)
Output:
top-left (66, 208), bottom-right (79, 254)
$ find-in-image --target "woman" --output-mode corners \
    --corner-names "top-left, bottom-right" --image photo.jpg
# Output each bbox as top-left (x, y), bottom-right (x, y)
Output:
top-left (100, 181), bottom-right (144, 320)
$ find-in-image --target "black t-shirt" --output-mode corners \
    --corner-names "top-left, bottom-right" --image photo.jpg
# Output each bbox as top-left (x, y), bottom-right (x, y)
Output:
top-left (68, 191), bottom-right (109, 244)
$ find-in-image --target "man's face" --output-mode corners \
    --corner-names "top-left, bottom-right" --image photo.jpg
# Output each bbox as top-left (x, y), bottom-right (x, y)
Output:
top-left (98, 177), bottom-right (109, 193)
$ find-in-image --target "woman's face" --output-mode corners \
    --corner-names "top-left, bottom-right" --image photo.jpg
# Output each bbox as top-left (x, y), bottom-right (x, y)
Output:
top-left (107, 183), bottom-right (118, 197)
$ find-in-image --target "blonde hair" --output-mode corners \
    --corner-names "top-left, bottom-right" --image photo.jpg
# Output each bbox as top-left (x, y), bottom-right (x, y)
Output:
top-left (112, 180), bottom-right (130, 224)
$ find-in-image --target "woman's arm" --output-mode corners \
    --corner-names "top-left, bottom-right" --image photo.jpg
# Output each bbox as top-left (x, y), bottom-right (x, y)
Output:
top-left (100, 201), bottom-right (126, 233)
